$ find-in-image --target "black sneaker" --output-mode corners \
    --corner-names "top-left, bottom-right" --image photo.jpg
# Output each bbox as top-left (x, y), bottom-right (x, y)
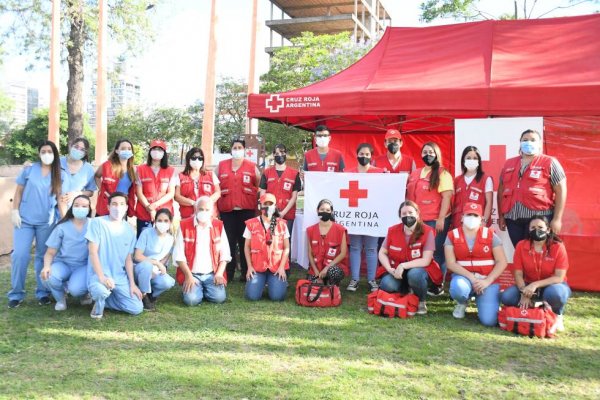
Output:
top-left (8, 299), bottom-right (23, 309)
top-left (38, 296), bottom-right (52, 306)
top-left (142, 294), bottom-right (156, 311)
top-left (427, 285), bottom-right (445, 296)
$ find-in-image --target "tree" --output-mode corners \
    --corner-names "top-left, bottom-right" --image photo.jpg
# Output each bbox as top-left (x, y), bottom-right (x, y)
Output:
top-left (0, 0), bottom-right (156, 144)
top-left (214, 77), bottom-right (248, 152)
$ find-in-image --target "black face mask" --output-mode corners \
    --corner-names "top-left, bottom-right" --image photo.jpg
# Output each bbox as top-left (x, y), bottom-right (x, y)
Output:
top-left (529, 229), bottom-right (548, 241)
top-left (387, 143), bottom-right (400, 154)
top-left (422, 155), bottom-right (437, 166)
top-left (318, 211), bottom-right (333, 222)
top-left (357, 156), bottom-right (371, 166)
top-left (401, 216), bottom-right (417, 228)
top-left (274, 155), bottom-right (286, 165)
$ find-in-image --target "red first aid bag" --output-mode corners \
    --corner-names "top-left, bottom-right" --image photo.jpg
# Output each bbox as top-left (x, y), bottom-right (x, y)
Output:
top-left (372, 290), bottom-right (419, 319)
top-left (498, 303), bottom-right (558, 338)
top-left (295, 280), bottom-right (341, 307)
top-left (367, 291), bottom-right (378, 314)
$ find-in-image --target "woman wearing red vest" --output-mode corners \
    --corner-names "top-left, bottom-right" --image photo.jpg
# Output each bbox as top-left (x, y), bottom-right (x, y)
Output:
top-left (135, 140), bottom-right (176, 237)
top-left (244, 193), bottom-right (290, 301)
top-left (373, 129), bottom-right (416, 174)
top-left (175, 147), bottom-right (221, 220)
top-left (94, 139), bottom-right (137, 218)
top-left (306, 199), bottom-right (348, 285)
top-left (379, 200), bottom-right (440, 315)
top-left (452, 146), bottom-right (493, 229)
top-left (445, 202), bottom-right (507, 326)
top-left (497, 129), bottom-right (567, 247)
top-left (217, 138), bottom-right (261, 282)
top-left (406, 141), bottom-right (454, 295)
top-left (303, 125), bottom-right (345, 172)
top-left (501, 215), bottom-right (570, 331)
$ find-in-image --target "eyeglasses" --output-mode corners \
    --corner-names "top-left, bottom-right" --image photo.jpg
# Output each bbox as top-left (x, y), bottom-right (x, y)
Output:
top-left (315, 134), bottom-right (330, 138)
top-left (190, 156), bottom-right (204, 161)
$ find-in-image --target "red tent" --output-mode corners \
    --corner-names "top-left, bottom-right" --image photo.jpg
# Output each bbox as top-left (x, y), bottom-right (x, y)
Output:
top-left (248, 14), bottom-right (600, 291)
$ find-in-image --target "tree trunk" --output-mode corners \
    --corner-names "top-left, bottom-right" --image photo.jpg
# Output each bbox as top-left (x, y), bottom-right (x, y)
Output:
top-left (66, 1), bottom-right (85, 144)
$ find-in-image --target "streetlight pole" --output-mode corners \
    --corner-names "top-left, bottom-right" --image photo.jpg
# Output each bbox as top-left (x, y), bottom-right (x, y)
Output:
top-left (201, 0), bottom-right (218, 167)
top-left (48, 0), bottom-right (60, 144)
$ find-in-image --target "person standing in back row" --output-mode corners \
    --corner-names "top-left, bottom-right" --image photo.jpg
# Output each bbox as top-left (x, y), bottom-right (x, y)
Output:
top-left (373, 128), bottom-right (416, 174)
top-left (303, 125), bottom-right (345, 172)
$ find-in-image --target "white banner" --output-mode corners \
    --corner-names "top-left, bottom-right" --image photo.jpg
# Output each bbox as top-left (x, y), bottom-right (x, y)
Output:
top-left (303, 171), bottom-right (408, 237)
top-left (454, 117), bottom-right (544, 262)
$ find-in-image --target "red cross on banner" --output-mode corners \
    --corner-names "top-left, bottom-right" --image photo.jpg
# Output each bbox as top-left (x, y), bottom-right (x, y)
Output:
top-left (246, 149), bottom-right (255, 158)
top-left (482, 145), bottom-right (507, 191)
top-left (340, 180), bottom-right (368, 207)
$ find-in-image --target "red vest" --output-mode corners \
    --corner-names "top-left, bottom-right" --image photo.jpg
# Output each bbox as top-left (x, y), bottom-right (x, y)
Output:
top-left (217, 159), bottom-right (258, 213)
top-left (500, 155), bottom-right (555, 214)
top-left (304, 148), bottom-right (344, 172)
top-left (345, 166), bottom-right (384, 173)
top-left (175, 217), bottom-right (224, 285)
top-left (448, 226), bottom-right (495, 274)
top-left (95, 160), bottom-right (136, 217)
top-left (452, 173), bottom-right (491, 228)
top-left (373, 154), bottom-right (414, 173)
top-left (263, 166), bottom-right (299, 220)
top-left (386, 223), bottom-right (432, 266)
top-left (406, 168), bottom-right (444, 221)
top-left (177, 171), bottom-right (216, 219)
top-left (135, 164), bottom-right (174, 221)
top-left (306, 222), bottom-right (349, 276)
top-left (245, 217), bottom-right (289, 273)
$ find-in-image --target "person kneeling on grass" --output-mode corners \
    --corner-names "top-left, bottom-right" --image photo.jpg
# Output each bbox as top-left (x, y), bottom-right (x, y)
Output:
top-left (445, 202), bottom-right (507, 326)
top-left (244, 193), bottom-right (290, 301)
top-left (40, 195), bottom-right (93, 311)
top-left (133, 208), bottom-right (176, 311)
top-left (173, 196), bottom-right (229, 306)
top-left (87, 192), bottom-right (143, 319)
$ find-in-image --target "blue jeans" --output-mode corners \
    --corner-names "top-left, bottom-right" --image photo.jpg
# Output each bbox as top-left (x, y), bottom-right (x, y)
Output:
top-left (42, 261), bottom-right (88, 302)
top-left (501, 282), bottom-right (571, 315)
top-left (88, 279), bottom-right (143, 315)
top-left (424, 216), bottom-right (451, 277)
top-left (8, 221), bottom-right (53, 301)
top-left (182, 273), bottom-right (227, 306)
top-left (349, 234), bottom-right (378, 281)
top-left (134, 261), bottom-right (176, 298)
top-left (245, 271), bottom-right (288, 301)
top-left (449, 274), bottom-right (501, 327)
top-left (379, 268), bottom-right (429, 301)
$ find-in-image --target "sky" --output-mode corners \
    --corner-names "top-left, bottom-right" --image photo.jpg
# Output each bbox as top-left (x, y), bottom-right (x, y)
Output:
top-left (1, 0), bottom-right (598, 108)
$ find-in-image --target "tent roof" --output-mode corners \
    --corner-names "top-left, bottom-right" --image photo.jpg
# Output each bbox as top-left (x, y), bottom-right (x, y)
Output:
top-left (248, 14), bottom-right (600, 132)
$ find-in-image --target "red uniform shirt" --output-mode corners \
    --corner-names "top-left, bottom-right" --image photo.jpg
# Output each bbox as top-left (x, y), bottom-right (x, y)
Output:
top-left (513, 240), bottom-right (569, 283)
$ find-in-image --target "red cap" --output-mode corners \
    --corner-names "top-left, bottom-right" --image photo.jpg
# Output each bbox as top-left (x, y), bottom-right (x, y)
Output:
top-left (150, 140), bottom-right (167, 151)
top-left (463, 202), bottom-right (483, 217)
top-left (260, 193), bottom-right (276, 205)
top-left (384, 129), bottom-right (402, 140)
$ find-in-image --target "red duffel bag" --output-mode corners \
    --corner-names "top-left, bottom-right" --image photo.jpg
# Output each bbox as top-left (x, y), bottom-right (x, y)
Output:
top-left (372, 290), bottom-right (419, 319)
top-left (498, 303), bottom-right (558, 338)
top-left (295, 279), bottom-right (341, 307)
top-left (367, 291), bottom-right (378, 314)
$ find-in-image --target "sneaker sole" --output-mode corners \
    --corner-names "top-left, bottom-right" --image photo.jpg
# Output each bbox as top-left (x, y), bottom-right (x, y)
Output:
top-left (8, 302), bottom-right (23, 309)
top-left (416, 311), bottom-right (427, 315)
top-left (346, 287), bottom-right (358, 292)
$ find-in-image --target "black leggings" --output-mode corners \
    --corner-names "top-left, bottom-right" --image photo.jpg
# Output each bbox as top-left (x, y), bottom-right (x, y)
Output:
top-left (220, 209), bottom-right (256, 281)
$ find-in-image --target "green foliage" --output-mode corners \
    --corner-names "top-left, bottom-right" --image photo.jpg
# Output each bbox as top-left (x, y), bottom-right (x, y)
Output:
top-left (420, 0), bottom-right (478, 22)
top-left (0, 88), bottom-right (14, 140)
top-left (214, 77), bottom-right (248, 152)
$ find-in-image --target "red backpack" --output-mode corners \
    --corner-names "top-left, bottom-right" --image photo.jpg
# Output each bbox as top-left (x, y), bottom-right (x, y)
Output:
top-left (498, 303), bottom-right (558, 338)
top-left (369, 290), bottom-right (419, 319)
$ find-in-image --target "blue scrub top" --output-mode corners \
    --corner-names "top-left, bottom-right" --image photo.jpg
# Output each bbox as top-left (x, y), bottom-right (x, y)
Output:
top-left (16, 162), bottom-right (67, 225)
top-left (46, 219), bottom-right (89, 267)
top-left (86, 216), bottom-right (136, 283)
top-left (60, 156), bottom-right (97, 194)
top-left (135, 227), bottom-right (174, 262)
top-left (116, 172), bottom-right (132, 194)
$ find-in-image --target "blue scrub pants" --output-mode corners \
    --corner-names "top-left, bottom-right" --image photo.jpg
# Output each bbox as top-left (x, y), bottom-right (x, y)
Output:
top-left (8, 222), bottom-right (53, 301)
top-left (43, 261), bottom-right (88, 302)
top-left (88, 279), bottom-right (143, 315)
top-left (182, 272), bottom-right (227, 306)
top-left (134, 261), bottom-right (176, 298)
top-left (379, 268), bottom-right (430, 301)
top-left (449, 274), bottom-right (501, 327)
top-left (245, 271), bottom-right (288, 301)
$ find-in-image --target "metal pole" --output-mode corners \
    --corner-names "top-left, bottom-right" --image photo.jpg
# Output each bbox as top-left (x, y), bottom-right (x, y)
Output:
top-left (48, 0), bottom-right (60, 144)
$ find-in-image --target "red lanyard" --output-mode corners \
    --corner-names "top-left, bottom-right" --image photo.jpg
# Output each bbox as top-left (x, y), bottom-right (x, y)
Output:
top-left (532, 250), bottom-right (544, 282)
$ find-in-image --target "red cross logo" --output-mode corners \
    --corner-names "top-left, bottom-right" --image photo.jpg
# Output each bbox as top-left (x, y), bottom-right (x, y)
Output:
top-left (265, 94), bottom-right (284, 113)
top-left (246, 149), bottom-right (255, 158)
top-left (482, 145), bottom-right (507, 191)
top-left (340, 180), bottom-right (368, 208)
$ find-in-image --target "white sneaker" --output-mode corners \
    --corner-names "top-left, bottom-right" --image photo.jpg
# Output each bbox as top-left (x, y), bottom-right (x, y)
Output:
top-left (367, 280), bottom-right (379, 292)
top-left (80, 294), bottom-right (93, 306)
top-left (417, 301), bottom-right (427, 315)
top-left (346, 280), bottom-right (359, 292)
top-left (453, 303), bottom-right (467, 319)
top-left (555, 315), bottom-right (565, 332)
top-left (54, 298), bottom-right (67, 311)
top-left (90, 302), bottom-right (103, 319)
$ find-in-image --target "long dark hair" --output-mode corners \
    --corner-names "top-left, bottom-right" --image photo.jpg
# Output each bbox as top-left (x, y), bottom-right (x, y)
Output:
top-left (182, 147), bottom-right (207, 176)
top-left (317, 198), bottom-right (335, 222)
top-left (56, 194), bottom-right (92, 226)
top-left (422, 142), bottom-right (444, 190)
top-left (108, 139), bottom-right (136, 182)
top-left (146, 144), bottom-right (169, 169)
top-left (71, 137), bottom-right (90, 162)
top-left (399, 200), bottom-right (424, 244)
top-left (529, 215), bottom-right (562, 256)
top-left (39, 141), bottom-right (62, 198)
top-left (461, 145), bottom-right (484, 183)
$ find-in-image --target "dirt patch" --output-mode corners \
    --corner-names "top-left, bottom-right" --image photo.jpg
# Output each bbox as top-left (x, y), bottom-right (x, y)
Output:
top-left (0, 254), bottom-right (10, 271)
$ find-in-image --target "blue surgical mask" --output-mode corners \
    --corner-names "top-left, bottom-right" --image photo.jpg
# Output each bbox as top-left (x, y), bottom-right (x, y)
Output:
top-left (520, 141), bottom-right (538, 155)
top-left (72, 207), bottom-right (89, 219)
top-left (118, 150), bottom-right (133, 160)
top-left (70, 147), bottom-right (85, 161)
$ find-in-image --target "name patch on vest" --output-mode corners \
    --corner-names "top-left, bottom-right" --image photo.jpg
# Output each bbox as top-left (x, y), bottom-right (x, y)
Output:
top-left (411, 249), bottom-right (421, 258)
top-left (243, 175), bottom-right (251, 183)
top-left (327, 248), bottom-right (336, 257)
top-left (469, 191), bottom-right (480, 201)
top-left (283, 182), bottom-right (292, 191)
top-left (529, 170), bottom-right (541, 179)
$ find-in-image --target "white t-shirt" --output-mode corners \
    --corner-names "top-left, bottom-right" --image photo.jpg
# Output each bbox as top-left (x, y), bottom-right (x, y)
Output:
top-left (463, 175), bottom-right (494, 192)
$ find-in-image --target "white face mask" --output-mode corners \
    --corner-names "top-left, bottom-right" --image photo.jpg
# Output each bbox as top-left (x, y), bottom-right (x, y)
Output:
top-left (155, 221), bottom-right (170, 234)
top-left (150, 150), bottom-right (164, 161)
top-left (463, 215), bottom-right (481, 230)
top-left (231, 149), bottom-right (244, 160)
top-left (190, 159), bottom-right (203, 170)
top-left (196, 210), bottom-right (211, 223)
top-left (109, 205), bottom-right (127, 221)
top-left (262, 205), bottom-right (276, 218)
top-left (315, 136), bottom-right (330, 148)
top-left (464, 159), bottom-right (479, 172)
top-left (40, 153), bottom-right (54, 165)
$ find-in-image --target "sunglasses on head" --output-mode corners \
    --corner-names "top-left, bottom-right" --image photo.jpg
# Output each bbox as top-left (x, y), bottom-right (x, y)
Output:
top-left (190, 156), bottom-right (204, 161)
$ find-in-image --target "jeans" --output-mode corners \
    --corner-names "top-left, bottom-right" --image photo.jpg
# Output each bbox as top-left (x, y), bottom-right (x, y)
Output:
top-left (182, 273), bottom-right (227, 306)
top-left (501, 282), bottom-right (571, 315)
top-left (424, 216), bottom-right (451, 277)
top-left (88, 279), bottom-right (143, 315)
top-left (505, 214), bottom-right (553, 247)
top-left (379, 268), bottom-right (429, 301)
top-left (221, 209), bottom-right (255, 281)
top-left (349, 234), bottom-right (378, 281)
top-left (42, 261), bottom-right (88, 302)
top-left (449, 274), bottom-right (501, 327)
top-left (134, 261), bottom-right (176, 298)
top-left (245, 271), bottom-right (288, 301)
top-left (8, 221), bottom-right (53, 301)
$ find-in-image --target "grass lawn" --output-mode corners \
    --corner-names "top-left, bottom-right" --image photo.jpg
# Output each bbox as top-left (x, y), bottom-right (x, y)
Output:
top-left (1, 256), bottom-right (599, 400)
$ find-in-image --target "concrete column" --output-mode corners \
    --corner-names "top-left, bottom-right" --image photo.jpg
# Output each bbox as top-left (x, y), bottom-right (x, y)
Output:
top-left (201, 0), bottom-right (218, 167)
top-left (48, 0), bottom-right (60, 144)
top-left (95, 0), bottom-right (108, 163)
